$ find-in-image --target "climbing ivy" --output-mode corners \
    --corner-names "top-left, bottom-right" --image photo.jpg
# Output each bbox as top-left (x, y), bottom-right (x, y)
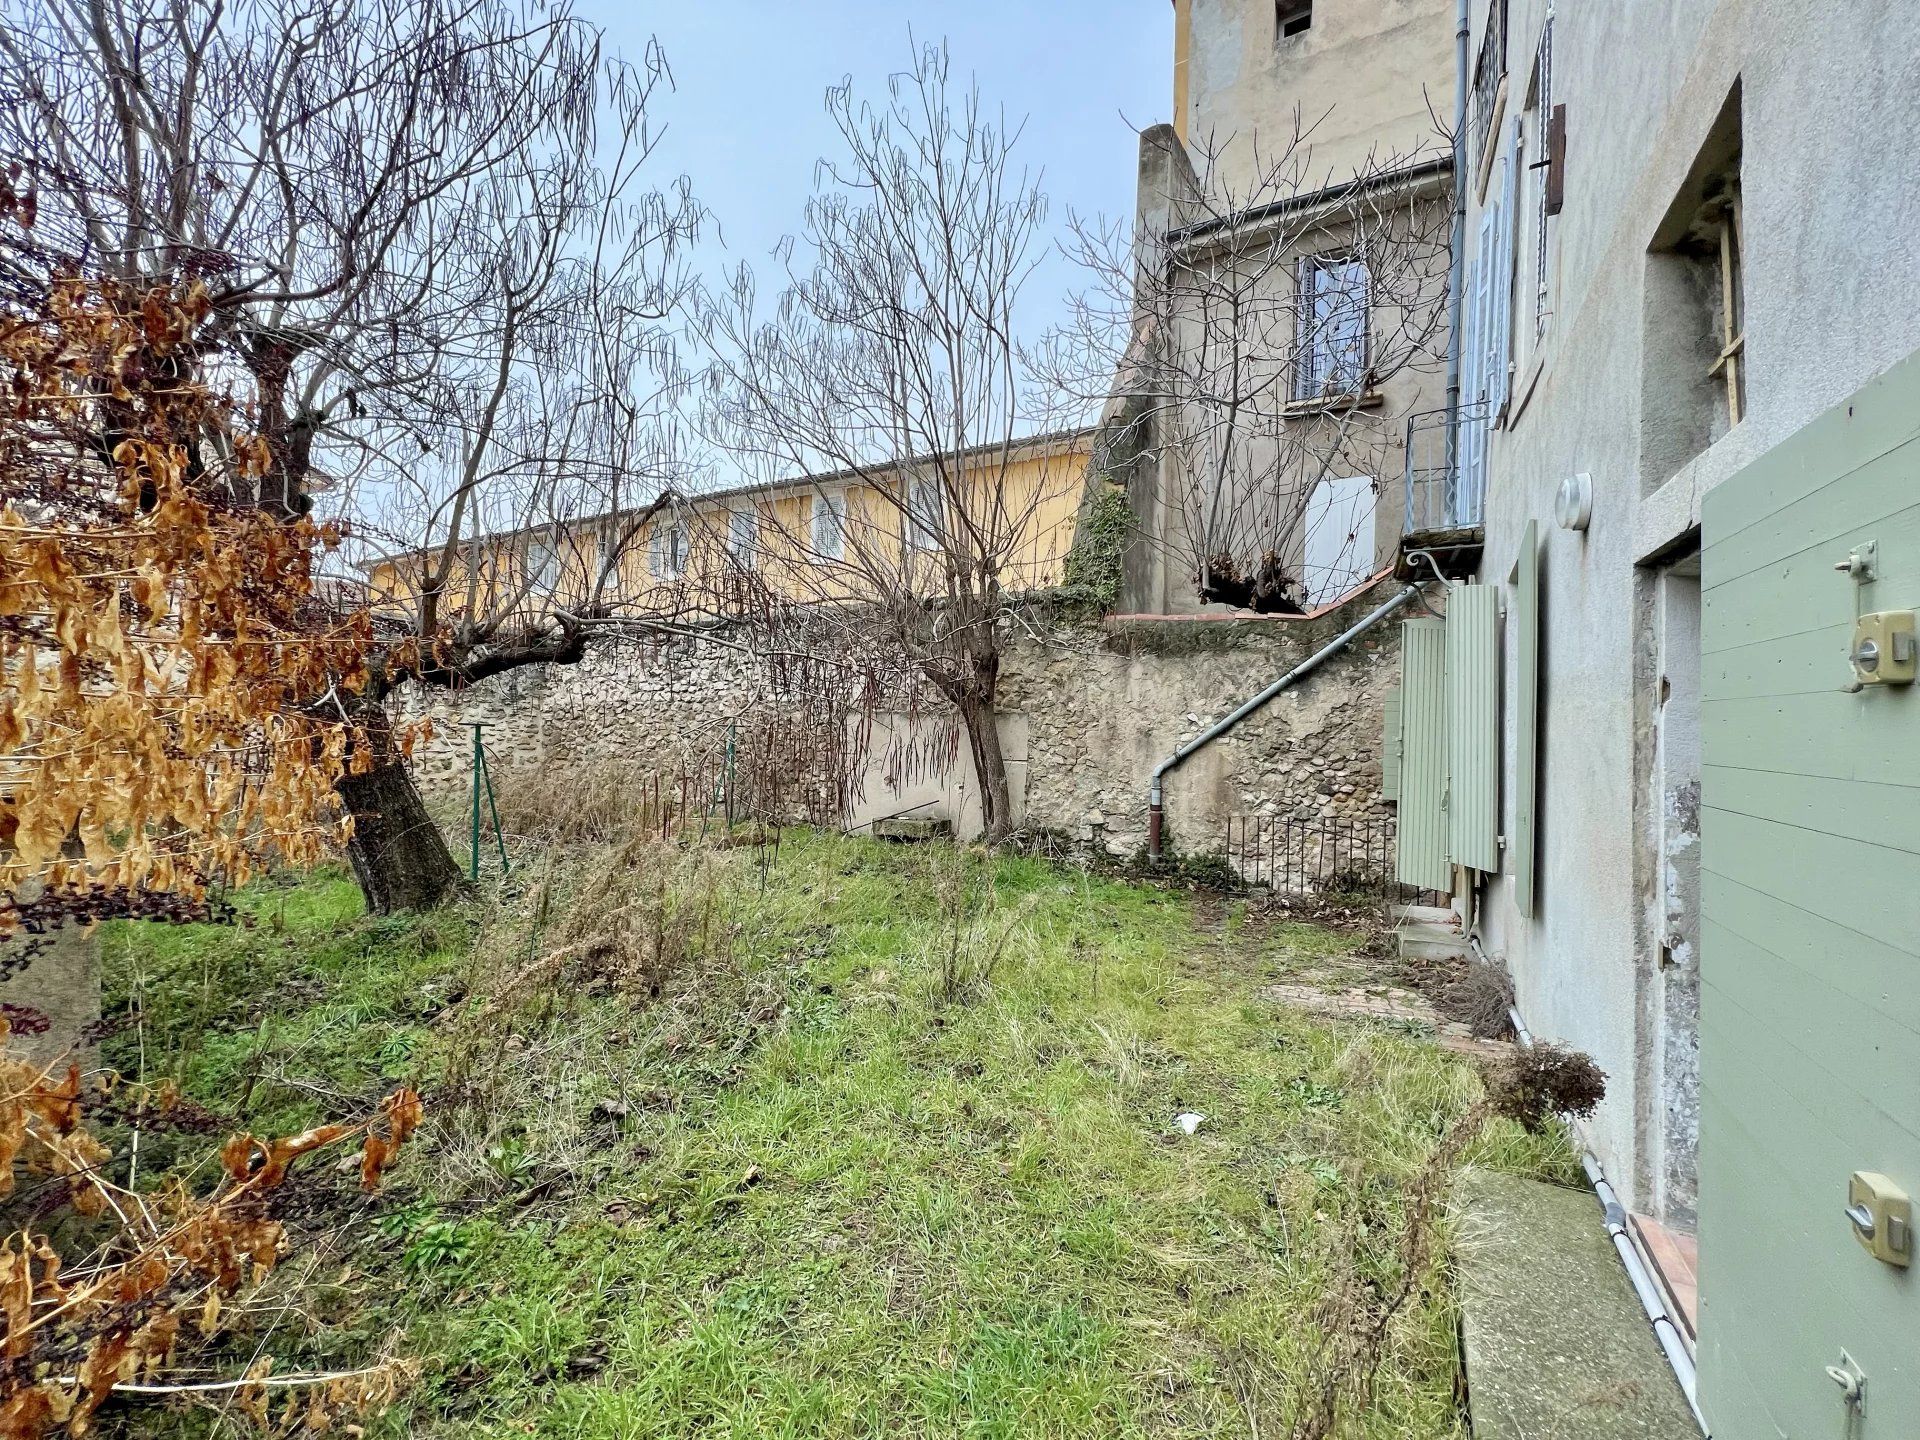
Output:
top-left (1058, 481), bottom-right (1133, 613)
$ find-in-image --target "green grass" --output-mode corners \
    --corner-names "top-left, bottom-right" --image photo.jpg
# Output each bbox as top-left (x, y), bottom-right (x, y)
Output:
top-left (101, 832), bottom-right (1577, 1439)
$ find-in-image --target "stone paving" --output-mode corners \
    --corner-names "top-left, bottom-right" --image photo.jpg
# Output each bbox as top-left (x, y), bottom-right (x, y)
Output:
top-left (1258, 979), bottom-right (1513, 1059)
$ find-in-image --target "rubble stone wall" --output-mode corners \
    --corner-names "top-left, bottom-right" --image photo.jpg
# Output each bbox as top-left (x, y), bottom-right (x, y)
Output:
top-left (399, 582), bottom-right (1404, 857)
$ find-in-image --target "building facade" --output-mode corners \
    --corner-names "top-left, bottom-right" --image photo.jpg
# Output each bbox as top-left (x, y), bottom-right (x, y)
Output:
top-left (1390, 0), bottom-right (1920, 1433)
top-left (1116, 0), bottom-right (1458, 617)
top-left (366, 429), bottom-right (1096, 624)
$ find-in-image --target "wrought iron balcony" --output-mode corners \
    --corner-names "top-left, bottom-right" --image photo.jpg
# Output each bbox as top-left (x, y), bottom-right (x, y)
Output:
top-left (1399, 402), bottom-right (1489, 579)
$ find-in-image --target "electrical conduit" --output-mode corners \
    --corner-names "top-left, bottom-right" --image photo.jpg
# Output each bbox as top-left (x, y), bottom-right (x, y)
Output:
top-left (1505, 1005), bottom-right (1709, 1434)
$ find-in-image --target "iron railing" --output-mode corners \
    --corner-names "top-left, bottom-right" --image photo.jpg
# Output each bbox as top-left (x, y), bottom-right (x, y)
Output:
top-left (1402, 401), bottom-right (1490, 535)
top-left (1223, 812), bottom-right (1443, 904)
top-left (1470, 0), bottom-right (1509, 164)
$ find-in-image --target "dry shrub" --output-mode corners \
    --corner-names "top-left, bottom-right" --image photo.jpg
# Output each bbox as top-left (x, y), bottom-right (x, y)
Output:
top-left (923, 845), bottom-right (1033, 1006)
top-left (485, 757), bottom-right (709, 848)
top-left (0, 1019), bottom-right (422, 1435)
top-left (429, 834), bottom-right (772, 1199)
top-left (1484, 1042), bottom-right (1607, 1134)
top-left (1433, 956), bottom-right (1517, 1040)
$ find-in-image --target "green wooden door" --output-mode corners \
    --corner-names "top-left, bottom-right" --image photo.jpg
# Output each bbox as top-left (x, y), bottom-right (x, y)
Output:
top-left (1699, 355), bottom-right (1920, 1438)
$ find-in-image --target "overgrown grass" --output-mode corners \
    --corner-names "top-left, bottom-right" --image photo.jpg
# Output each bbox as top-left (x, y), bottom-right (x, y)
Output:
top-left (101, 831), bottom-right (1577, 1439)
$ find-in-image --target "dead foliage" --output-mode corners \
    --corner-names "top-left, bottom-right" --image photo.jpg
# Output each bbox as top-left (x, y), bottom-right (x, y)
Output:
top-left (1483, 1043), bottom-right (1608, 1134)
top-left (1, 267), bottom-right (394, 936)
top-left (428, 836), bottom-right (774, 1201)
top-left (0, 1017), bottom-right (421, 1437)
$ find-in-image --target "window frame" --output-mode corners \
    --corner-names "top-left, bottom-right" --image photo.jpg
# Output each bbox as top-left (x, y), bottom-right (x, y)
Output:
top-left (904, 474), bottom-right (944, 553)
top-left (811, 490), bottom-right (846, 560)
top-left (727, 502), bottom-right (760, 570)
top-left (524, 535), bottom-right (559, 593)
top-left (1707, 191), bottom-right (1746, 427)
top-left (1277, 1), bottom-right (1313, 40)
top-left (1293, 251), bottom-right (1373, 403)
top-left (650, 517), bottom-right (686, 580)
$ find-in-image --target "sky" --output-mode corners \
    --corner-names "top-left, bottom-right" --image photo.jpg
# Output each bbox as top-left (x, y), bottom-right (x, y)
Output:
top-left (582, 1), bottom-right (1173, 440)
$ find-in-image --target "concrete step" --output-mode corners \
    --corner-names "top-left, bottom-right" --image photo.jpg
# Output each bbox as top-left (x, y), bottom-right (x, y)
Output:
top-left (1392, 902), bottom-right (1459, 927)
top-left (1455, 1169), bottom-right (1698, 1440)
top-left (1398, 920), bottom-right (1470, 963)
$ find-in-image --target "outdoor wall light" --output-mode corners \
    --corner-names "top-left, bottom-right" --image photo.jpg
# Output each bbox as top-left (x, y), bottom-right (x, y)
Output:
top-left (1555, 472), bottom-right (1593, 532)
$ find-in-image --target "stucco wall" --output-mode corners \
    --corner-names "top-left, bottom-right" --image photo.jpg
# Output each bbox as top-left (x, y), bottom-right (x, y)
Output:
top-left (1183, 0), bottom-right (1455, 194)
top-left (1461, 0), bottom-right (1920, 1231)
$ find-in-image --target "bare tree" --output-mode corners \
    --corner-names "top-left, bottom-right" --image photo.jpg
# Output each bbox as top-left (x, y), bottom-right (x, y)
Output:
top-left (1046, 120), bottom-right (1453, 614)
top-left (0, 0), bottom-right (700, 909)
top-left (694, 45), bottom-right (1082, 844)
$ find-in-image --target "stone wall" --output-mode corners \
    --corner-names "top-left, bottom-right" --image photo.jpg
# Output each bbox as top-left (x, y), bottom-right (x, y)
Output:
top-left (399, 634), bottom-right (769, 801)
top-left (1002, 584), bottom-right (1402, 856)
top-left (399, 581), bottom-right (1405, 859)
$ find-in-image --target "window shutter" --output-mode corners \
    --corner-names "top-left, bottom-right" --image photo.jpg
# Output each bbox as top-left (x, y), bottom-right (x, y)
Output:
top-left (1545, 103), bottom-right (1567, 216)
top-left (1447, 582), bottom-right (1502, 872)
top-left (1382, 686), bottom-right (1404, 803)
top-left (1509, 520), bottom-right (1540, 913)
top-left (1395, 618), bottom-right (1452, 892)
top-left (1294, 257), bottom-right (1317, 399)
top-left (1490, 118), bottom-right (1521, 416)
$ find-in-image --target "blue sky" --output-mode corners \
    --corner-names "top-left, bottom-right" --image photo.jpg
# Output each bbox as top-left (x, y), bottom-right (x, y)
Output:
top-left (585, 2), bottom-right (1173, 372)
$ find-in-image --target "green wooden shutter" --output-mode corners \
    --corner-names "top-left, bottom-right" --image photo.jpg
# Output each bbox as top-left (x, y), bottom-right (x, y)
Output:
top-left (1697, 352), bottom-right (1920, 1436)
top-left (1395, 619), bottom-right (1451, 892)
top-left (1381, 687), bottom-right (1403, 802)
top-left (1447, 583), bottom-right (1501, 872)
top-left (1509, 522), bottom-right (1540, 914)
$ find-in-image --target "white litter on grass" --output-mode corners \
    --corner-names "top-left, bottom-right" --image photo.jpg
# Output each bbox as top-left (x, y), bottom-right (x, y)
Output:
top-left (1173, 1112), bottom-right (1206, 1135)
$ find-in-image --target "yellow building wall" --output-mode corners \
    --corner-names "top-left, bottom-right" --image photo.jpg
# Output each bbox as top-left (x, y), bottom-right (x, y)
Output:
top-left (368, 439), bottom-right (1093, 621)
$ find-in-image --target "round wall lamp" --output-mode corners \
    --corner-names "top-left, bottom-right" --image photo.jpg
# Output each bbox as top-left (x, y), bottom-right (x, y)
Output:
top-left (1555, 472), bottom-right (1593, 532)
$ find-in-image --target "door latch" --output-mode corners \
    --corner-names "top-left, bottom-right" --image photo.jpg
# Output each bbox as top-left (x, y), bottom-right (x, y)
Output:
top-left (1846, 1172), bottom-right (1912, 1266)
top-left (1826, 1351), bottom-right (1867, 1423)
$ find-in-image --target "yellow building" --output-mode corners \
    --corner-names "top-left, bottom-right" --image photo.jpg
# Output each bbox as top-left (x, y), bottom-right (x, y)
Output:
top-left (364, 428), bottom-right (1098, 623)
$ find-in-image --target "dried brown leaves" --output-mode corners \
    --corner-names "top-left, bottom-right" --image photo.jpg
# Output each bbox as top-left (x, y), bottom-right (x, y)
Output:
top-left (1, 274), bottom-right (389, 932)
top-left (0, 1016), bottom-right (421, 1437)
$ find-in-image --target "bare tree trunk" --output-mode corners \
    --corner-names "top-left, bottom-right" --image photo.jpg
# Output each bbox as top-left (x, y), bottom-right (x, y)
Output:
top-left (957, 693), bottom-right (1014, 844)
top-left (336, 710), bottom-right (464, 914)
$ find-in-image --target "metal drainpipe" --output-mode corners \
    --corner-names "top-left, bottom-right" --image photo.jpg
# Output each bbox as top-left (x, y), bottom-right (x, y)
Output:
top-left (1505, 1005), bottom-right (1709, 1435)
top-left (1445, 0), bottom-right (1470, 482)
top-left (1146, 585), bottom-right (1419, 861)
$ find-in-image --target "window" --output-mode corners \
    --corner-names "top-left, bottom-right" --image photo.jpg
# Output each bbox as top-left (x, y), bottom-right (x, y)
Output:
top-left (524, 536), bottom-right (558, 592)
top-left (904, 475), bottom-right (943, 551)
top-left (1641, 86), bottom-right (1743, 485)
top-left (1470, 0), bottom-right (1509, 164)
top-left (1294, 254), bottom-right (1371, 401)
top-left (812, 491), bottom-right (845, 560)
top-left (649, 518), bottom-right (685, 579)
top-left (1277, 2), bottom-right (1312, 38)
top-left (1529, 13), bottom-right (1559, 342)
top-left (727, 504), bottom-right (759, 569)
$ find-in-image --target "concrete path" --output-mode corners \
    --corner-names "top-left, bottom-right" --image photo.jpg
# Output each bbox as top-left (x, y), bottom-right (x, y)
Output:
top-left (1454, 1169), bottom-right (1699, 1440)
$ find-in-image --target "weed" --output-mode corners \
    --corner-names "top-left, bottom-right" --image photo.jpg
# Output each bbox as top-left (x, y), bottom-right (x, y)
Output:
top-left (101, 828), bottom-right (1583, 1440)
top-left (403, 1218), bottom-right (484, 1277)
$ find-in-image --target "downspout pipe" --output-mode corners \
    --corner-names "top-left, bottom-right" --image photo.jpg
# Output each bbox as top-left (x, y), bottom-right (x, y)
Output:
top-left (1146, 584), bottom-right (1419, 861)
top-left (1444, 0), bottom-right (1470, 485)
top-left (1506, 1005), bottom-right (1709, 1435)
